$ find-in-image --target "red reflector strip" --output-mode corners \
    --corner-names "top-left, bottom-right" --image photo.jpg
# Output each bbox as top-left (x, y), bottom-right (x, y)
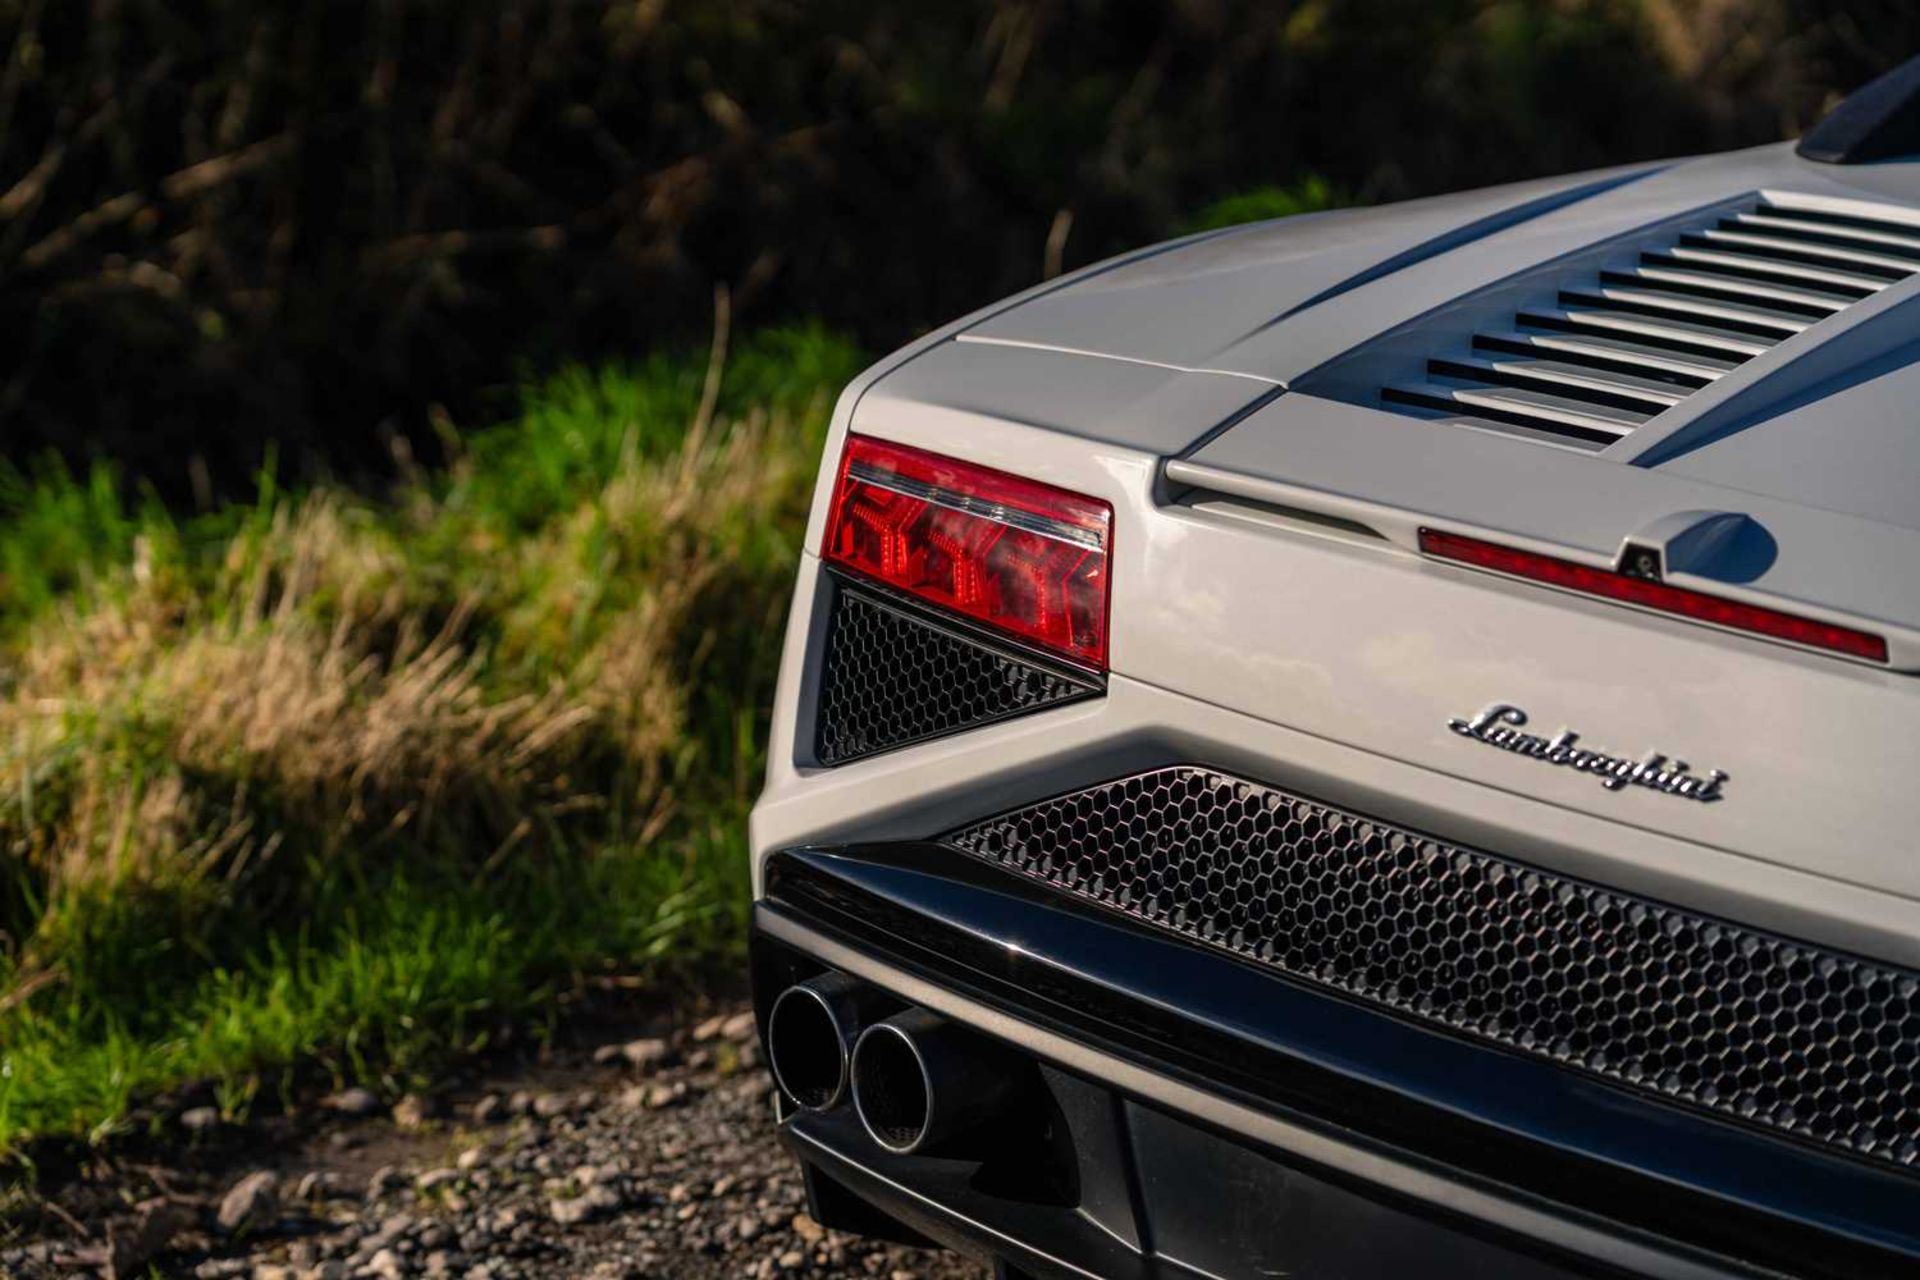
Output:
top-left (1419, 528), bottom-right (1888, 663)
top-left (824, 436), bottom-right (1112, 668)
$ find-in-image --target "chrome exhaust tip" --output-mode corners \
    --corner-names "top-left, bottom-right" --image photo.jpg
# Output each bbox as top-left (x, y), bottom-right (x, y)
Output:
top-left (851, 1008), bottom-right (1018, 1155)
top-left (766, 973), bottom-right (889, 1112)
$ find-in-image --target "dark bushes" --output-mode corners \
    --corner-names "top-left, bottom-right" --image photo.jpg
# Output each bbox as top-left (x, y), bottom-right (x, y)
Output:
top-left (0, 1), bottom-right (1904, 495)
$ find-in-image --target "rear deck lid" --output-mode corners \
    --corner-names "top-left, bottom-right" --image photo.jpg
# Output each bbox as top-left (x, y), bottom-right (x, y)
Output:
top-left (1167, 387), bottom-right (1920, 670)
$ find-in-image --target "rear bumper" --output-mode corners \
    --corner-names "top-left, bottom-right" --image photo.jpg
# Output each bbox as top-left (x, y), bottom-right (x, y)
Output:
top-left (782, 1079), bottom-right (1590, 1280)
top-left (751, 845), bottom-right (1920, 1280)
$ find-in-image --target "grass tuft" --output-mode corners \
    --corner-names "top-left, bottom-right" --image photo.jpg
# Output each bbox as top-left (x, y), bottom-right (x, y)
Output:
top-left (1184, 176), bottom-right (1346, 233)
top-left (0, 324), bottom-right (864, 1151)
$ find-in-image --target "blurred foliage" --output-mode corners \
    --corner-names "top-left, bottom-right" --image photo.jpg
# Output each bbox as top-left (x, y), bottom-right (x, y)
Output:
top-left (0, 326), bottom-right (863, 1146)
top-left (1184, 176), bottom-right (1347, 232)
top-left (1, 0), bottom-right (1917, 1153)
top-left (0, 0), bottom-right (1907, 498)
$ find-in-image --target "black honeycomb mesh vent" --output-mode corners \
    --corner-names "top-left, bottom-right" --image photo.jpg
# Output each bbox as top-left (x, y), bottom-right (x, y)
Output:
top-left (947, 767), bottom-right (1920, 1169)
top-left (813, 578), bottom-right (1099, 766)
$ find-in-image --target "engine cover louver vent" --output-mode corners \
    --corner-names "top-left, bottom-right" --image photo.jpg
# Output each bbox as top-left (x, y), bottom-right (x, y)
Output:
top-left (1381, 196), bottom-right (1919, 450)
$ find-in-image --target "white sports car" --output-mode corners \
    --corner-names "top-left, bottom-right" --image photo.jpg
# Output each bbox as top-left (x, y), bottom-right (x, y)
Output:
top-left (745, 59), bottom-right (1920, 1280)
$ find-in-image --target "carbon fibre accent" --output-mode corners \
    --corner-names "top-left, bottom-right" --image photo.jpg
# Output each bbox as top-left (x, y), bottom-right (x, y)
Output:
top-left (946, 767), bottom-right (1920, 1170)
top-left (813, 578), bottom-right (1099, 766)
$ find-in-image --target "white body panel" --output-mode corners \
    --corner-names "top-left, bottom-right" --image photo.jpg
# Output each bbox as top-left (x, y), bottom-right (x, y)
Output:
top-left (754, 142), bottom-right (1920, 974)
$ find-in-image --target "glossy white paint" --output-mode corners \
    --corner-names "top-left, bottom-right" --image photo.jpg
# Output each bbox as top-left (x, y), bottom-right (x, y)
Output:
top-left (755, 403), bottom-right (1920, 960)
top-left (752, 553), bottom-right (1920, 968)
top-left (1174, 391), bottom-right (1920, 664)
top-left (755, 144), bottom-right (1920, 973)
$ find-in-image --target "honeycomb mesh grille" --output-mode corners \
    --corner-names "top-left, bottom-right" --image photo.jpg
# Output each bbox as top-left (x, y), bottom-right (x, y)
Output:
top-left (813, 580), bottom-right (1098, 766)
top-left (947, 767), bottom-right (1920, 1168)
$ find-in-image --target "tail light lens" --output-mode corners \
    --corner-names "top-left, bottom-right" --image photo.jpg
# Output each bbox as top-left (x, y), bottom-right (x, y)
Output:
top-left (823, 435), bottom-right (1112, 669)
top-left (1419, 528), bottom-right (1889, 663)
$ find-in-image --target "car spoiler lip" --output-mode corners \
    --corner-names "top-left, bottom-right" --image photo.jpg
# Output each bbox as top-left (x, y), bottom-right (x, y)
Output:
top-left (1164, 401), bottom-right (1920, 671)
top-left (759, 842), bottom-right (1920, 1277)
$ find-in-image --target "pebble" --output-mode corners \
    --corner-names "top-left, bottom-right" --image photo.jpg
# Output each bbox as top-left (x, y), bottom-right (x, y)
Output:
top-left (292, 1171), bottom-right (340, 1202)
top-left (641, 1081), bottom-right (687, 1110)
top-left (217, 1170), bottom-right (280, 1235)
top-left (416, 1167), bottom-right (462, 1194)
top-left (7, 1003), bottom-right (975, 1280)
top-left (548, 1183), bottom-right (623, 1225)
top-left (181, 1105), bottom-right (222, 1132)
top-left (323, 1087), bottom-right (382, 1117)
top-left (620, 1037), bottom-right (672, 1070)
top-left (392, 1093), bottom-right (439, 1129)
top-left (361, 1212), bottom-right (416, 1252)
top-left (530, 1092), bottom-right (572, 1119)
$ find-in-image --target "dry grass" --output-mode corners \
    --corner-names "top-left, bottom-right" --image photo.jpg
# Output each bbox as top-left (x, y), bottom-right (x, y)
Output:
top-left (0, 325), bottom-right (862, 1149)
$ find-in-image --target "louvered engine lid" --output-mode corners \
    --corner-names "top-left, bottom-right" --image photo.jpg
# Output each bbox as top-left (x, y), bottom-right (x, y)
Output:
top-left (1339, 192), bottom-right (1920, 451)
top-left (1165, 189), bottom-right (1920, 665)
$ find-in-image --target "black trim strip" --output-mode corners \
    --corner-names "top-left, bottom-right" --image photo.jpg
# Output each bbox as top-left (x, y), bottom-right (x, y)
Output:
top-left (762, 845), bottom-right (1920, 1280)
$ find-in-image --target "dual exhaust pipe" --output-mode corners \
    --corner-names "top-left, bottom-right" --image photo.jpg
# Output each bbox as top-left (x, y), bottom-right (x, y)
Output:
top-left (767, 973), bottom-right (1019, 1154)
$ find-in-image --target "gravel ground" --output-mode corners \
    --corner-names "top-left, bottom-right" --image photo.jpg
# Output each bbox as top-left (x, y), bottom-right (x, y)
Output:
top-left (1, 1004), bottom-right (984, 1280)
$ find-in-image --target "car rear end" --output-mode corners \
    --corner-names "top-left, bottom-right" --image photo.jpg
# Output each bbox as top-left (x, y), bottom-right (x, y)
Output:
top-left (746, 143), bottom-right (1920, 1280)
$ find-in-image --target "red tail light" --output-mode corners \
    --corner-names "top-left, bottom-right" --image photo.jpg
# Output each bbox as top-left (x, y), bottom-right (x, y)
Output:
top-left (1419, 528), bottom-right (1888, 663)
top-left (823, 436), bottom-right (1113, 668)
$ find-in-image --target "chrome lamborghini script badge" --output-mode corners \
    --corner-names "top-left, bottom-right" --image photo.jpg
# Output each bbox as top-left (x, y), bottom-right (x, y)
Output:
top-left (1448, 704), bottom-right (1728, 803)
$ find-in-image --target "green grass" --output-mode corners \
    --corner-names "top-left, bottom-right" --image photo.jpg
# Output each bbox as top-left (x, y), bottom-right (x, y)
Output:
top-left (0, 459), bottom-right (170, 627)
top-left (0, 324), bottom-right (864, 1152)
top-left (1184, 176), bottom-right (1346, 232)
top-left (0, 179), bottom-right (1339, 1157)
